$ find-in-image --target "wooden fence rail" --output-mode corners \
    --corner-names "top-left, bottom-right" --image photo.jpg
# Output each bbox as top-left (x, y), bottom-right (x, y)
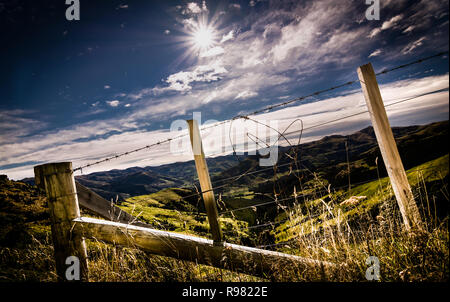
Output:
top-left (73, 216), bottom-right (334, 278)
top-left (75, 181), bottom-right (149, 228)
top-left (34, 163), bottom-right (334, 281)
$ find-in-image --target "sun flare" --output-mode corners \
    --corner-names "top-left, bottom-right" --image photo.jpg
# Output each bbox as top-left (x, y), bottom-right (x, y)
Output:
top-left (193, 27), bottom-right (214, 49)
top-left (174, 13), bottom-right (223, 61)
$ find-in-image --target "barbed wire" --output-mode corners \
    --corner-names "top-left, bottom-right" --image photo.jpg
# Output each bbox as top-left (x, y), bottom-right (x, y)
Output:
top-left (208, 86), bottom-right (448, 189)
top-left (283, 86), bottom-right (449, 137)
top-left (375, 51), bottom-right (449, 76)
top-left (220, 163), bottom-right (447, 235)
top-left (71, 51), bottom-right (448, 173)
top-left (72, 133), bottom-right (186, 173)
top-left (159, 101), bottom-right (447, 218)
top-left (218, 177), bottom-right (372, 215)
top-left (210, 140), bottom-right (379, 186)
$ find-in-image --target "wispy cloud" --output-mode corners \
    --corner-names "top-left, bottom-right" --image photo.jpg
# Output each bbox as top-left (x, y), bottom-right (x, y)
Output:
top-left (160, 61), bottom-right (228, 93)
top-left (381, 14), bottom-right (403, 30)
top-left (200, 46), bottom-right (225, 57)
top-left (235, 90), bottom-right (258, 100)
top-left (106, 100), bottom-right (120, 107)
top-left (0, 110), bottom-right (46, 145)
top-left (402, 37), bottom-right (426, 54)
top-left (220, 30), bottom-right (234, 43)
top-left (369, 14), bottom-right (403, 38)
top-left (229, 3), bottom-right (241, 10)
top-left (369, 49), bottom-right (382, 58)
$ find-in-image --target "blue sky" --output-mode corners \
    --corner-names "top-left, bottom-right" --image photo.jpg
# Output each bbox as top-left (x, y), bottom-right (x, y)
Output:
top-left (0, 0), bottom-right (449, 179)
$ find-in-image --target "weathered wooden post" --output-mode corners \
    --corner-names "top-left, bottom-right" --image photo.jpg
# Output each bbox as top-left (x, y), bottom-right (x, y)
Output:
top-left (34, 162), bottom-right (89, 281)
top-left (187, 120), bottom-right (223, 244)
top-left (357, 63), bottom-right (422, 230)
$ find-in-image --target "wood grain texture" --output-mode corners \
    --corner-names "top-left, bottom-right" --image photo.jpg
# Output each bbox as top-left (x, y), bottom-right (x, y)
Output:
top-left (357, 63), bottom-right (422, 229)
top-left (34, 162), bottom-right (89, 281)
top-left (73, 216), bottom-right (335, 278)
top-left (187, 119), bottom-right (223, 244)
top-left (76, 182), bottom-right (148, 228)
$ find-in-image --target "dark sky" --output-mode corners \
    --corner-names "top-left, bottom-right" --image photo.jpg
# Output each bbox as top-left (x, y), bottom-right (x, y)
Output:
top-left (0, 0), bottom-right (448, 178)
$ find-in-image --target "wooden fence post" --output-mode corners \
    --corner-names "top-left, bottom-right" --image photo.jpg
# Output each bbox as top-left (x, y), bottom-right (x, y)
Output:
top-left (357, 63), bottom-right (422, 230)
top-left (187, 120), bottom-right (223, 244)
top-left (34, 162), bottom-right (89, 281)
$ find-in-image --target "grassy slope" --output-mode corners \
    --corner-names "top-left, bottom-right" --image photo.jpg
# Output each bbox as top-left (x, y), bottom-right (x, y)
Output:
top-left (118, 188), bottom-right (251, 244)
top-left (273, 154), bottom-right (449, 243)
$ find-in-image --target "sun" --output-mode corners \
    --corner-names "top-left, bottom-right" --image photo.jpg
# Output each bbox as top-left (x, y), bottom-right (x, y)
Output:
top-left (171, 13), bottom-right (222, 62)
top-left (193, 26), bottom-right (214, 49)
top-left (188, 20), bottom-right (218, 53)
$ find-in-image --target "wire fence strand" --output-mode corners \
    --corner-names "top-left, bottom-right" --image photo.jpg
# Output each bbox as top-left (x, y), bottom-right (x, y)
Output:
top-left (71, 51), bottom-right (448, 173)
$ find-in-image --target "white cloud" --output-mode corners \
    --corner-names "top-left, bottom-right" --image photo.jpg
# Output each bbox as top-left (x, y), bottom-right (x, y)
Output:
top-left (164, 29), bottom-right (171, 35)
top-left (0, 110), bottom-right (46, 145)
top-left (235, 90), bottom-right (258, 100)
top-left (402, 37), bottom-right (426, 54)
top-left (220, 30), bottom-right (234, 43)
top-left (200, 46), bottom-right (225, 57)
top-left (402, 25), bottom-right (415, 33)
top-left (369, 28), bottom-right (381, 38)
top-left (369, 14), bottom-right (403, 38)
top-left (104, 85), bottom-right (111, 89)
top-left (268, 1), bottom-right (367, 66)
top-left (381, 14), bottom-right (403, 30)
top-left (262, 23), bottom-right (281, 39)
top-left (203, 91), bottom-right (218, 104)
top-left (106, 100), bottom-right (120, 107)
top-left (278, 95), bottom-right (290, 100)
top-left (163, 62), bottom-right (228, 92)
top-left (187, 2), bottom-right (202, 14)
top-left (368, 49), bottom-right (382, 58)
top-left (184, 2), bottom-right (207, 14)
top-left (229, 3), bottom-right (241, 10)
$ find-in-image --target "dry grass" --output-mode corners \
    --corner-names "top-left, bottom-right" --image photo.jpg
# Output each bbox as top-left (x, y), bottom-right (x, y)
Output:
top-left (3, 195), bottom-right (445, 282)
top-left (264, 166), bottom-right (449, 281)
top-left (0, 160), bottom-right (448, 282)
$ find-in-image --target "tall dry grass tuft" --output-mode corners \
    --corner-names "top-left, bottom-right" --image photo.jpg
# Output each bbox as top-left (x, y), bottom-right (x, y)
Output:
top-left (86, 241), bottom-right (262, 282)
top-left (266, 170), bottom-right (449, 282)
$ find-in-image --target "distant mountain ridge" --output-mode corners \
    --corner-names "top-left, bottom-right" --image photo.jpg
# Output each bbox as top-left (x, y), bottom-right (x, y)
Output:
top-left (21, 121), bottom-right (449, 201)
top-left (75, 155), bottom-right (240, 200)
